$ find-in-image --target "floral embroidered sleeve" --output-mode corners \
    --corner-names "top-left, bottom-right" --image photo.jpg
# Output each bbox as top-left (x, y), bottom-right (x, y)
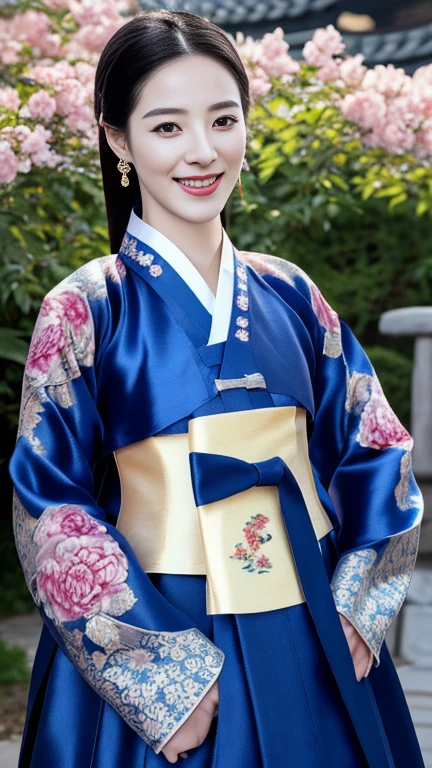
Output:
top-left (9, 257), bottom-right (224, 755)
top-left (242, 251), bottom-right (423, 667)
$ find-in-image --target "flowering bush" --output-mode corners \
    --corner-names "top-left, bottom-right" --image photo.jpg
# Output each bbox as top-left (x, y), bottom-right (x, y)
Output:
top-left (233, 24), bottom-right (432, 214)
top-left (0, 6), bottom-right (429, 427)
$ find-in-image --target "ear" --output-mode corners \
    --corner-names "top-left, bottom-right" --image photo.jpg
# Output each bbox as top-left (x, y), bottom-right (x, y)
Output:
top-left (103, 125), bottom-right (133, 165)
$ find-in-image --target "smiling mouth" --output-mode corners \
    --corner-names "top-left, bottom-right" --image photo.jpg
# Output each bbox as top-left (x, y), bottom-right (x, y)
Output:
top-left (173, 173), bottom-right (224, 188)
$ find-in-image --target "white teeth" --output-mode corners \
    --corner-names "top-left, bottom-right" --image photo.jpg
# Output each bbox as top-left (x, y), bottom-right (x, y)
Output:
top-left (177, 175), bottom-right (218, 187)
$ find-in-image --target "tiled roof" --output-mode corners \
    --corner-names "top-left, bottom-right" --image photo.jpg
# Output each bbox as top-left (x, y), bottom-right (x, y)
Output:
top-left (139, 0), bottom-right (432, 70)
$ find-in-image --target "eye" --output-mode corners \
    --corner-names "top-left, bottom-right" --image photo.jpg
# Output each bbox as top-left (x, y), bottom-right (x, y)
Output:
top-left (152, 115), bottom-right (239, 135)
top-left (214, 115), bottom-right (238, 128)
top-left (153, 122), bottom-right (181, 135)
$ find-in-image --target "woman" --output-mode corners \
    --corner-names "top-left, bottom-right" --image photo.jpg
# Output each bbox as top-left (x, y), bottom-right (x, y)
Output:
top-left (9, 9), bottom-right (425, 767)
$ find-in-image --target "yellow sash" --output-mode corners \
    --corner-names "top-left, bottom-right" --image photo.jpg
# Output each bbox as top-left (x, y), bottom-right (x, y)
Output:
top-left (115, 406), bottom-right (333, 614)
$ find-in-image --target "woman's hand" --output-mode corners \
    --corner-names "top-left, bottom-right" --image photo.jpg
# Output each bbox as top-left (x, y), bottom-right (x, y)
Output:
top-left (339, 613), bottom-right (374, 681)
top-left (161, 680), bottom-right (219, 764)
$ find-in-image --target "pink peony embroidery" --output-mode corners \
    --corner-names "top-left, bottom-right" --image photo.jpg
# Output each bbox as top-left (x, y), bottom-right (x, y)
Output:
top-left (358, 377), bottom-right (412, 450)
top-left (26, 322), bottom-right (66, 375)
top-left (309, 283), bottom-right (340, 334)
top-left (34, 505), bottom-right (131, 623)
top-left (35, 505), bottom-right (105, 544)
top-left (41, 290), bottom-right (88, 331)
top-left (230, 513), bottom-right (273, 573)
top-left (25, 288), bottom-right (93, 381)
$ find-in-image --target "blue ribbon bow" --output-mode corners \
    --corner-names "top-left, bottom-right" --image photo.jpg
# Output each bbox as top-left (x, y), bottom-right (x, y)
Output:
top-left (189, 451), bottom-right (395, 768)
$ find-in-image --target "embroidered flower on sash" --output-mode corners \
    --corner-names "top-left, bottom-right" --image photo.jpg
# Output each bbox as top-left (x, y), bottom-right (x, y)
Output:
top-left (34, 504), bottom-right (137, 623)
top-left (230, 513), bottom-right (273, 573)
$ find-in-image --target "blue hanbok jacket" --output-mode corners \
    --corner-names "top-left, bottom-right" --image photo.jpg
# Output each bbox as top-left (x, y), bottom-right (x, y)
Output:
top-left (9, 204), bottom-right (425, 767)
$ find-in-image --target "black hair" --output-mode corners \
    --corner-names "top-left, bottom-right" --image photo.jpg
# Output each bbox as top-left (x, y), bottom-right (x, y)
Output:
top-left (94, 9), bottom-right (250, 254)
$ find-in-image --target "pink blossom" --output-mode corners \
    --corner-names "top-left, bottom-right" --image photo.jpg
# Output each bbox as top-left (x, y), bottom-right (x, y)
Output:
top-left (234, 32), bottom-right (263, 66)
top-left (358, 377), bottom-right (412, 450)
top-left (68, 0), bottom-right (122, 27)
top-left (0, 40), bottom-right (22, 66)
top-left (243, 527), bottom-right (260, 551)
top-left (366, 123), bottom-right (416, 154)
top-left (303, 24), bottom-right (345, 67)
top-left (313, 25), bottom-right (345, 57)
top-left (255, 555), bottom-right (271, 569)
top-left (27, 90), bottom-right (57, 121)
top-left (74, 61), bottom-right (97, 85)
top-left (339, 54), bottom-right (366, 88)
top-left (416, 126), bottom-right (432, 156)
top-left (42, 0), bottom-right (70, 9)
top-left (13, 125), bottom-right (32, 143)
top-left (20, 124), bottom-right (52, 156)
top-left (258, 27), bottom-right (300, 78)
top-left (413, 63), bottom-right (432, 88)
top-left (36, 527), bottom-right (129, 622)
top-left (248, 68), bottom-right (272, 97)
top-left (73, 18), bottom-right (128, 54)
top-left (0, 87), bottom-right (21, 112)
top-left (65, 104), bottom-right (94, 132)
top-left (233, 545), bottom-right (248, 560)
top-left (362, 64), bottom-right (409, 98)
top-left (18, 157), bottom-right (32, 174)
top-left (341, 90), bottom-right (387, 130)
top-left (249, 514), bottom-right (270, 531)
top-left (317, 60), bottom-right (342, 83)
top-left (309, 283), bottom-right (340, 334)
top-left (55, 78), bottom-right (87, 116)
top-left (0, 141), bottom-right (19, 184)
top-left (8, 10), bottom-right (52, 51)
top-left (303, 40), bottom-right (329, 69)
top-left (27, 61), bottom-right (77, 87)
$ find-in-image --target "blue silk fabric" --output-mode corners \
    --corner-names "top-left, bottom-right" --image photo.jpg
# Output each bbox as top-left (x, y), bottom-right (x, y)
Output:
top-left (9, 221), bottom-right (424, 767)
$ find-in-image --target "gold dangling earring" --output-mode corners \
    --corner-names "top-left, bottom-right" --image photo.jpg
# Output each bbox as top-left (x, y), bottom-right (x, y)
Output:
top-left (117, 158), bottom-right (131, 187)
top-left (237, 172), bottom-right (245, 201)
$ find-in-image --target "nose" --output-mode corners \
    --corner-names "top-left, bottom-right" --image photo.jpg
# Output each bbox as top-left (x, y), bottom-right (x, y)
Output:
top-left (183, 128), bottom-right (218, 167)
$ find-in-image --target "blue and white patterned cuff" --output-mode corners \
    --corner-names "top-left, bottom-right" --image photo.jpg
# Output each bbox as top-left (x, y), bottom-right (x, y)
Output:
top-left (330, 528), bottom-right (420, 667)
top-left (57, 613), bottom-right (224, 753)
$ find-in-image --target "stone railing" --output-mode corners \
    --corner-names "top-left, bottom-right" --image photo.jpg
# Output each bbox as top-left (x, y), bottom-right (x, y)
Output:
top-left (379, 306), bottom-right (432, 674)
top-left (379, 306), bottom-right (432, 480)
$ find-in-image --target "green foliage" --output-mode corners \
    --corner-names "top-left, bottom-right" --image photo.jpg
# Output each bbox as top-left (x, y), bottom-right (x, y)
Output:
top-left (0, 521), bottom-right (34, 619)
top-left (225, 84), bottom-right (432, 429)
top-left (0, 639), bottom-right (30, 686)
top-left (0, 170), bottom-right (110, 433)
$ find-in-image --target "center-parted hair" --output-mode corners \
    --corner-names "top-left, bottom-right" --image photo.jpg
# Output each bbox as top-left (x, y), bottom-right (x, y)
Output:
top-left (94, 9), bottom-right (250, 254)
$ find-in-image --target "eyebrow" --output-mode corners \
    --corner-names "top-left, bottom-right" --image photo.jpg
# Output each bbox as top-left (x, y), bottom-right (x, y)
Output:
top-left (142, 100), bottom-right (241, 119)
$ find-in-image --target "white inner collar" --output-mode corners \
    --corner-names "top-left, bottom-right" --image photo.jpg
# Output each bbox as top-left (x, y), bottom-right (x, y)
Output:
top-left (126, 204), bottom-right (234, 345)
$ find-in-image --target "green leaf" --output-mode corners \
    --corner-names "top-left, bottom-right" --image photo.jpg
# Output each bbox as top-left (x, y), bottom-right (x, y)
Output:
top-left (374, 185), bottom-right (406, 198)
top-left (281, 139), bottom-right (298, 155)
top-left (416, 200), bottom-right (429, 216)
top-left (9, 225), bottom-right (27, 249)
top-left (329, 174), bottom-right (349, 191)
top-left (388, 193), bottom-right (408, 209)
top-left (0, 328), bottom-right (29, 365)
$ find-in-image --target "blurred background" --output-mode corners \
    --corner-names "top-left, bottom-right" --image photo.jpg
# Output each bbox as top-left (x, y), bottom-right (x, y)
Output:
top-left (1, 0), bottom-right (432, 765)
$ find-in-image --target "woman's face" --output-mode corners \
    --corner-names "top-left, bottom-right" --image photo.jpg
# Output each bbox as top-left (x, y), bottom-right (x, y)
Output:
top-left (105, 54), bottom-right (247, 225)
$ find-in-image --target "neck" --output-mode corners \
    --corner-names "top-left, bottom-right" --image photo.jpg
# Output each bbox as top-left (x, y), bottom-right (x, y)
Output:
top-left (139, 202), bottom-right (223, 294)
